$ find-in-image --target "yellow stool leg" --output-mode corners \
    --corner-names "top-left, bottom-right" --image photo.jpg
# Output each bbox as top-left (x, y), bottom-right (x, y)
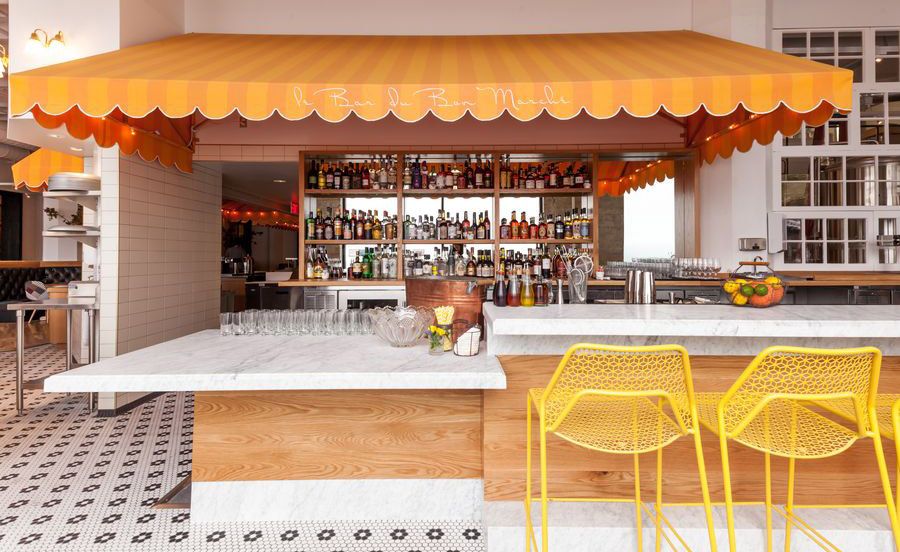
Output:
top-left (764, 452), bottom-right (773, 552)
top-left (526, 396), bottom-right (534, 552)
top-left (872, 434), bottom-right (900, 552)
top-left (691, 425), bottom-right (718, 552)
top-left (719, 430), bottom-right (737, 552)
top-left (783, 458), bottom-right (796, 552)
top-left (655, 446), bottom-right (662, 552)
top-left (540, 415), bottom-right (549, 552)
top-left (634, 452), bottom-right (643, 551)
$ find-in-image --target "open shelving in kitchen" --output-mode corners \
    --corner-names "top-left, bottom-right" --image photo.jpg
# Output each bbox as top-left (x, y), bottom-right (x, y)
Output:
top-left (297, 150), bottom-right (601, 282)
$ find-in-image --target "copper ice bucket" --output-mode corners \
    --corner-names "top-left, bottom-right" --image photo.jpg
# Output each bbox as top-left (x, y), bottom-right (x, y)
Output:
top-left (405, 276), bottom-right (486, 330)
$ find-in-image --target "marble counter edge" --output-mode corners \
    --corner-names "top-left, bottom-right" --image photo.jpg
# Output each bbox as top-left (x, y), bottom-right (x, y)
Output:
top-left (44, 370), bottom-right (507, 393)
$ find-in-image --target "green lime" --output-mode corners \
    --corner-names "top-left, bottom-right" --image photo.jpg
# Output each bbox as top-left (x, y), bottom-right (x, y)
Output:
top-left (754, 284), bottom-right (769, 296)
top-left (740, 284), bottom-right (756, 297)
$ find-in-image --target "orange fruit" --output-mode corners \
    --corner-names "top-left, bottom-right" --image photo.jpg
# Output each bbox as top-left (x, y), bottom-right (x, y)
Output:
top-left (749, 285), bottom-right (774, 307)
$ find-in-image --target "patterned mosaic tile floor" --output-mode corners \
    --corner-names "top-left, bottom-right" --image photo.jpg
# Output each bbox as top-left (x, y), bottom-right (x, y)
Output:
top-left (0, 345), bottom-right (486, 551)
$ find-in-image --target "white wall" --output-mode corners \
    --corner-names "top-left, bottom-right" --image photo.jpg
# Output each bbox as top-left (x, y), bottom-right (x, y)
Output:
top-left (772, 0), bottom-right (900, 29)
top-left (119, 0), bottom-right (184, 47)
top-left (8, 0), bottom-right (120, 74)
top-left (185, 0), bottom-right (693, 35)
top-left (97, 150), bottom-right (221, 410)
top-left (693, 0), bottom-right (771, 270)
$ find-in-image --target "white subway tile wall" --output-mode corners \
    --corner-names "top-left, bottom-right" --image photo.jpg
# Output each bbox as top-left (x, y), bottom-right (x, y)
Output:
top-left (99, 150), bottom-right (222, 362)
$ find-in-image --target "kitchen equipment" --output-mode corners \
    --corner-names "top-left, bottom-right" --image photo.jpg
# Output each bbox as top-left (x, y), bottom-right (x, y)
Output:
top-left (48, 172), bottom-right (101, 192)
top-left (368, 306), bottom-right (433, 347)
top-left (338, 287), bottom-right (406, 309)
top-left (625, 270), bottom-right (656, 304)
top-left (405, 276), bottom-right (486, 329)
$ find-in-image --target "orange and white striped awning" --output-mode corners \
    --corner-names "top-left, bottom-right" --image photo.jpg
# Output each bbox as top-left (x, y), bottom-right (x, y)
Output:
top-left (597, 160), bottom-right (676, 197)
top-left (10, 30), bottom-right (851, 168)
top-left (11, 148), bottom-right (84, 191)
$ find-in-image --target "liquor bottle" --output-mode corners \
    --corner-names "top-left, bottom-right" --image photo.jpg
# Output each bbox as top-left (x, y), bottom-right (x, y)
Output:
top-left (493, 272), bottom-right (507, 306)
top-left (509, 211), bottom-right (519, 240)
top-left (403, 162), bottom-right (412, 189)
top-left (541, 246), bottom-right (552, 278)
top-left (323, 208), bottom-right (334, 240)
top-left (484, 161), bottom-right (493, 189)
top-left (387, 159), bottom-right (396, 189)
top-left (483, 210), bottom-right (491, 240)
top-left (308, 161), bottom-right (318, 188)
top-left (520, 273), bottom-right (535, 307)
top-left (475, 161), bottom-right (484, 188)
top-left (305, 211), bottom-right (315, 239)
top-left (318, 163), bottom-right (326, 189)
top-left (507, 274), bottom-right (521, 307)
top-left (372, 212), bottom-right (382, 240)
top-left (412, 158), bottom-right (422, 189)
top-left (342, 164), bottom-right (351, 189)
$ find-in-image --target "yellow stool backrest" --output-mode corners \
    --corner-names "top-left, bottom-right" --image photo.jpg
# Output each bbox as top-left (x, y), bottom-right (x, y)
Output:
top-left (540, 344), bottom-right (697, 434)
top-left (719, 346), bottom-right (881, 442)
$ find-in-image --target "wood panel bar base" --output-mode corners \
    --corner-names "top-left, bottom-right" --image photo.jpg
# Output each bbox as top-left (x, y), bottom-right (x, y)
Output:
top-left (191, 389), bottom-right (485, 522)
top-left (485, 355), bottom-right (900, 505)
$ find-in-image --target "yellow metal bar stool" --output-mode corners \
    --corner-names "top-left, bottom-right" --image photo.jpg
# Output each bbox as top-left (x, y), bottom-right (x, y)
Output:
top-left (526, 344), bottom-right (717, 551)
top-left (817, 393), bottom-right (900, 510)
top-left (694, 346), bottom-right (900, 552)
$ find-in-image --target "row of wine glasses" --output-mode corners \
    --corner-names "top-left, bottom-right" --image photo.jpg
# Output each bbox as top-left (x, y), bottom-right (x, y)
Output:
top-left (220, 309), bottom-right (374, 336)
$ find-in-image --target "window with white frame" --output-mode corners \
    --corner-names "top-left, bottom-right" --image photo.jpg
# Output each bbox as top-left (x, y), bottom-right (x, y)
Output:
top-left (773, 27), bottom-right (900, 270)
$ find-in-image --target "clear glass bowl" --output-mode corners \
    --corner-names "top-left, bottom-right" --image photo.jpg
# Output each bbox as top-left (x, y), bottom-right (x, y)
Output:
top-left (368, 306), bottom-right (433, 347)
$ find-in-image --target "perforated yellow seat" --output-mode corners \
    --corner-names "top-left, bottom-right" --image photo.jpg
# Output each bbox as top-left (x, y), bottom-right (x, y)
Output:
top-left (530, 388), bottom-right (685, 454)
top-left (525, 344), bottom-right (717, 552)
top-left (696, 392), bottom-right (859, 459)
top-left (702, 346), bottom-right (900, 552)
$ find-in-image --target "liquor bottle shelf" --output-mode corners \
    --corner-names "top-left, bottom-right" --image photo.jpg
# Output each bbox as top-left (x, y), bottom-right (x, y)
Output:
top-left (403, 239), bottom-right (494, 245)
top-left (304, 188), bottom-right (398, 197)
top-left (499, 238), bottom-right (593, 245)
top-left (402, 188), bottom-right (495, 197)
top-left (305, 239), bottom-right (399, 245)
top-left (498, 187), bottom-right (593, 196)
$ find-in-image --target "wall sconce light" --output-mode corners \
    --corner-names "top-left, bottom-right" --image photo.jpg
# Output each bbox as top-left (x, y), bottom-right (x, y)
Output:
top-left (0, 45), bottom-right (8, 78)
top-left (27, 29), bottom-right (65, 52)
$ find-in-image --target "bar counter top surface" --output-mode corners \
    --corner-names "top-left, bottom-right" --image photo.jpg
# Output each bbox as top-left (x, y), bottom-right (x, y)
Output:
top-left (485, 303), bottom-right (900, 337)
top-left (484, 303), bottom-right (900, 355)
top-left (44, 330), bottom-right (505, 393)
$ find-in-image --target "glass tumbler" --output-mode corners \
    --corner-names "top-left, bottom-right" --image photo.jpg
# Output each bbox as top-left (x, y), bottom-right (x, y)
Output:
top-left (241, 310), bottom-right (258, 335)
top-left (220, 312), bottom-right (233, 336)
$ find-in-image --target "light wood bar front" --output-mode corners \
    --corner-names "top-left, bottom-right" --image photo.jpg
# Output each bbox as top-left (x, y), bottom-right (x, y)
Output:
top-left (484, 354), bottom-right (900, 505)
top-left (193, 389), bottom-right (483, 482)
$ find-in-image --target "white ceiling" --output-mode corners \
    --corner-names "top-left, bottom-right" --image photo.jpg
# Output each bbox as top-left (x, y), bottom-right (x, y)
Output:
top-left (208, 161), bottom-right (298, 212)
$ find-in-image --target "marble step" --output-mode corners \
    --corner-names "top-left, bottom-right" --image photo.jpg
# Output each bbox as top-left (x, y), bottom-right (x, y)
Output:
top-left (485, 501), bottom-right (895, 551)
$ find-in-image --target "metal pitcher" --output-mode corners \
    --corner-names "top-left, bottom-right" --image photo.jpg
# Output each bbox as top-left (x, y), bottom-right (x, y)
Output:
top-left (626, 270), bottom-right (656, 304)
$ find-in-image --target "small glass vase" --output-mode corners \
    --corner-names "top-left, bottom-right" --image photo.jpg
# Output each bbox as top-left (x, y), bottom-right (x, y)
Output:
top-left (437, 323), bottom-right (453, 352)
top-left (428, 339), bottom-right (443, 355)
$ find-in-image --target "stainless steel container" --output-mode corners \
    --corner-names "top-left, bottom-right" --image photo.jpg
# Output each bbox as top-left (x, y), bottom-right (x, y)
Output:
top-left (625, 270), bottom-right (656, 304)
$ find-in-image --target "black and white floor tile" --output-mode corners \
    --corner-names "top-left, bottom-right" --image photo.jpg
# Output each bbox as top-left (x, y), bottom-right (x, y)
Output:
top-left (0, 345), bottom-right (485, 551)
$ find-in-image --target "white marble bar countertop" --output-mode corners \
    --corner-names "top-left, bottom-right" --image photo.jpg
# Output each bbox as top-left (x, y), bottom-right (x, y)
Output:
top-left (484, 303), bottom-right (900, 338)
top-left (44, 330), bottom-right (505, 393)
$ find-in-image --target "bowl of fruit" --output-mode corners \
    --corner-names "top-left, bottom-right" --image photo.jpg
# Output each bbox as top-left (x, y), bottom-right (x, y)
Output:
top-left (722, 262), bottom-right (786, 308)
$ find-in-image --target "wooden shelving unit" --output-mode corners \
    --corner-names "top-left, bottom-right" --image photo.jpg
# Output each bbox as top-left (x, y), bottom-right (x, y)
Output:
top-left (305, 188), bottom-right (397, 197)
top-left (297, 150), bottom-right (598, 282)
top-left (306, 239), bottom-right (398, 245)
top-left (498, 187), bottom-right (594, 197)
top-left (403, 188), bottom-right (494, 197)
